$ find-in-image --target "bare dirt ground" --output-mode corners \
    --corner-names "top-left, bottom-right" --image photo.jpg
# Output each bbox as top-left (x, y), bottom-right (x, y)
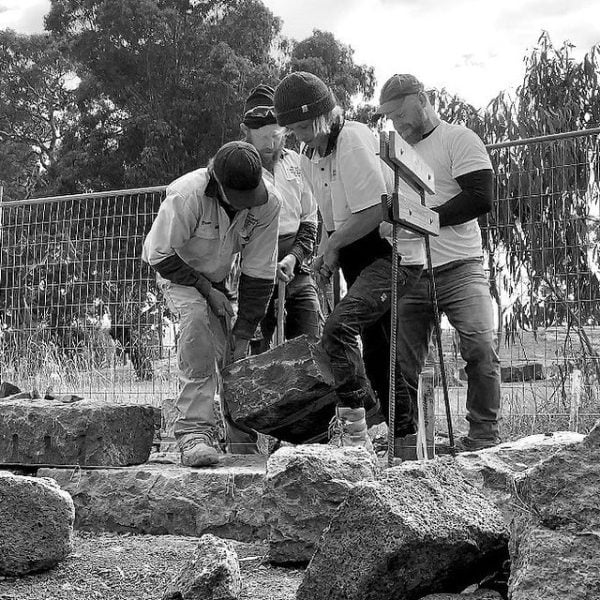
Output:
top-left (0, 532), bottom-right (303, 600)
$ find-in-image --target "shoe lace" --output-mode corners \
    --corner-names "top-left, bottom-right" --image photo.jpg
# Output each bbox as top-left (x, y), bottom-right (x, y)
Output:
top-left (180, 433), bottom-right (215, 451)
top-left (328, 414), bottom-right (349, 445)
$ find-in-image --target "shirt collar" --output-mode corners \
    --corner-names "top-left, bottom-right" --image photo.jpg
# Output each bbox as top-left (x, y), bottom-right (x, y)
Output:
top-left (302, 117), bottom-right (345, 160)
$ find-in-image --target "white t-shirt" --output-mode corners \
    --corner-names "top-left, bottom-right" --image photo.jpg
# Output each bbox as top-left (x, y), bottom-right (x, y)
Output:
top-left (413, 120), bottom-right (492, 268)
top-left (301, 120), bottom-right (424, 265)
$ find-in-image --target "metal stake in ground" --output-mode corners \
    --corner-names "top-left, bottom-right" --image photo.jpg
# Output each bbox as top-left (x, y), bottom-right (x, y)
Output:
top-left (379, 131), bottom-right (454, 466)
top-left (275, 279), bottom-right (286, 347)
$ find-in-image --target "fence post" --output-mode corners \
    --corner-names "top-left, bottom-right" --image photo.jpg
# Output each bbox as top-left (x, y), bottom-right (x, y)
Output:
top-left (569, 369), bottom-right (582, 432)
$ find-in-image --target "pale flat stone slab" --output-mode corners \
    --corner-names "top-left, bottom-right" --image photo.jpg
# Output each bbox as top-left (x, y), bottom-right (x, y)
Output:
top-left (38, 455), bottom-right (267, 542)
top-left (0, 398), bottom-right (155, 466)
top-left (0, 471), bottom-right (75, 575)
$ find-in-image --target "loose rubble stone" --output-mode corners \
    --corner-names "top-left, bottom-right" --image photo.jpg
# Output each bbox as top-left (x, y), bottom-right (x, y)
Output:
top-left (0, 398), bottom-right (155, 466)
top-left (500, 362), bottom-right (544, 382)
top-left (264, 445), bottom-right (378, 564)
top-left (163, 534), bottom-right (241, 600)
top-left (0, 381), bottom-right (21, 398)
top-left (453, 431), bottom-right (584, 523)
top-left (508, 421), bottom-right (600, 599)
top-left (0, 471), bottom-right (74, 575)
top-left (222, 335), bottom-right (338, 443)
top-left (39, 455), bottom-right (267, 541)
top-left (297, 458), bottom-right (509, 600)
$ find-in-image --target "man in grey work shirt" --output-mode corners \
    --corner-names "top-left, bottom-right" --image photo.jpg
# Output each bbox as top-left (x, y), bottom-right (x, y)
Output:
top-left (142, 141), bottom-right (280, 466)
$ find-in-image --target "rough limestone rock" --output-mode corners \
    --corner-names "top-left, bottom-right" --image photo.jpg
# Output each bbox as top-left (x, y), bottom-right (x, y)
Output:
top-left (163, 534), bottom-right (241, 600)
top-left (39, 455), bottom-right (266, 541)
top-left (297, 459), bottom-right (509, 600)
top-left (0, 471), bottom-right (75, 575)
top-left (265, 445), bottom-right (378, 564)
top-left (0, 398), bottom-right (155, 466)
top-left (508, 421), bottom-right (600, 599)
top-left (453, 431), bottom-right (584, 523)
top-left (221, 335), bottom-right (338, 443)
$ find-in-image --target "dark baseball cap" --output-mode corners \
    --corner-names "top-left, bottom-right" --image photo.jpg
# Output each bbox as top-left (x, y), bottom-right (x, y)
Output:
top-left (377, 74), bottom-right (424, 115)
top-left (213, 141), bottom-right (268, 208)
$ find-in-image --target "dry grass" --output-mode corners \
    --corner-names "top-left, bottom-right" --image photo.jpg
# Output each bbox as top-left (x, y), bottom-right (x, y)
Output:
top-left (0, 532), bottom-right (303, 600)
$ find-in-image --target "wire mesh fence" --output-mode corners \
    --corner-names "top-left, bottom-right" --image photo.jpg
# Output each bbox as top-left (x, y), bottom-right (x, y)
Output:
top-left (1, 129), bottom-right (599, 439)
top-left (436, 128), bottom-right (600, 438)
top-left (0, 187), bottom-right (174, 405)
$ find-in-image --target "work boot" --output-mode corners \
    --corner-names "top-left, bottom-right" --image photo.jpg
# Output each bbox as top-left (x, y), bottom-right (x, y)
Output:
top-left (328, 406), bottom-right (373, 451)
top-left (454, 435), bottom-right (501, 452)
top-left (179, 432), bottom-right (221, 467)
top-left (364, 395), bottom-right (385, 427)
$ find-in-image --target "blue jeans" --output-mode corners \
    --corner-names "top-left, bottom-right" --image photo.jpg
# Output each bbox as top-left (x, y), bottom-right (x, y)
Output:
top-left (256, 272), bottom-right (322, 352)
top-left (396, 259), bottom-right (501, 440)
top-left (322, 254), bottom-right (422, 408)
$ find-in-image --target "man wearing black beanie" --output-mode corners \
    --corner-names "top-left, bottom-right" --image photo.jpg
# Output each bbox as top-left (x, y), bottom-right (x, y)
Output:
top-left (241, 84), bottom-right (321, 351)
top-left (274, 72), bottom-right (424, 450)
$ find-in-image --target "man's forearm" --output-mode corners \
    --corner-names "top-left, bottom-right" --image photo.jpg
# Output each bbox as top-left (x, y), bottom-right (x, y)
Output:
top-left (432, 169), bottom-right (493, 227)
top-left (327, 204), bottom-right (382, 252)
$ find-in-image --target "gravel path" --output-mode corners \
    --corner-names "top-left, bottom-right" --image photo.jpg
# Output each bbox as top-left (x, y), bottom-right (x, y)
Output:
top-left (0, 532), bottom-right (303, 600)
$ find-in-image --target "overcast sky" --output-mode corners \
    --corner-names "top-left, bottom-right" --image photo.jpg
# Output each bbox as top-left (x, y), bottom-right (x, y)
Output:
top-left (1, 0), bottom-right (598, 109)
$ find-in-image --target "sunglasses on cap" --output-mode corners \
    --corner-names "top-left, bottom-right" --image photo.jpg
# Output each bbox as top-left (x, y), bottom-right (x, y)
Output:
top-left (243, 105), bottom-right (276, 119)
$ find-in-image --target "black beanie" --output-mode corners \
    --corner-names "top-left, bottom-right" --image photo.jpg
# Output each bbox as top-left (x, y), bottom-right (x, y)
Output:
top-left (243, 84), bottom-right (277, 129)
top-left (273, 72), bottom-right (336, 126)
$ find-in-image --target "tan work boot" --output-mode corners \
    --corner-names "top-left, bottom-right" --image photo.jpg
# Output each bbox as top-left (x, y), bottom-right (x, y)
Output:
top-left (179, 432), bottom-right (221, 467)
top-left (328, 406), bottom-right (373, 451)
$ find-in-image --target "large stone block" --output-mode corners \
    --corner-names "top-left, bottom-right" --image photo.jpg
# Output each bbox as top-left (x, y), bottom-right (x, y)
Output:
top-left (38, 455), bottom-right (267, 542)
top-left (508, 422), bottom-right (600, 599)
top-left (0, 471), bottom-right (75, 575)
top-left (453, 431), bottom-right (584, 524)
top-left (297, 458), bottom-right (509, 600)
top-left (0, 398), bottom-right (155, 466)
top-left (264, 445), bottom-right (378, 564)
top-left (221, 335), bottom-right (337, 443)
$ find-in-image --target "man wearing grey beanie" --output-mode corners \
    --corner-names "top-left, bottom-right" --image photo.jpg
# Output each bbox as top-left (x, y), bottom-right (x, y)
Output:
top-left (274, 72), bottom-right (424, 450)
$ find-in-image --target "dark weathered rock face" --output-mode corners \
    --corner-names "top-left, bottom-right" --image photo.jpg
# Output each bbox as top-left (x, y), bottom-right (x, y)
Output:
top-left (39, 456), bottom-right (267, 541)
top-left (453, 431), bottom-right (584, 524)
top-left (163, 534), bottom-right (241, 600)
top-left (419, 591), bottom-right (503, 600)
top-left (0, 399), bottom-right (155, 466)
top-left (221, 335), bottom-right (337, 443)
top-left (297, 459), bottom-right (509, 600)
top-left (508, 422), bottom-right (600, 600)
top-left (0, 471), bottom-right (75, 575)
top-left (264, 445), bottom-right (378, 565)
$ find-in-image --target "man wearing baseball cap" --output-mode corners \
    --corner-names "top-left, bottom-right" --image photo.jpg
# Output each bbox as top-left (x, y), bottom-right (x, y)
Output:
top-left (377, 73), bottom-right (501, 451)
top-left (273, 71), bottom-right (424, 450)
top-left (143, 141), bottom-right (281, 466)
top-left (240, 84), bottom-right (321, 352)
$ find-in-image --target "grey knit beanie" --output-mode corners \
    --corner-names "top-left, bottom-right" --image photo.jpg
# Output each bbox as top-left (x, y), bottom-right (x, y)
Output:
top-left (273, 71), bottom-right (336, 126)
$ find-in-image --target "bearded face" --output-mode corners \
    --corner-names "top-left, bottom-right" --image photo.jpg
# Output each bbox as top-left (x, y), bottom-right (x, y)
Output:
top-left (246, 124), bottom-right (287, 170)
